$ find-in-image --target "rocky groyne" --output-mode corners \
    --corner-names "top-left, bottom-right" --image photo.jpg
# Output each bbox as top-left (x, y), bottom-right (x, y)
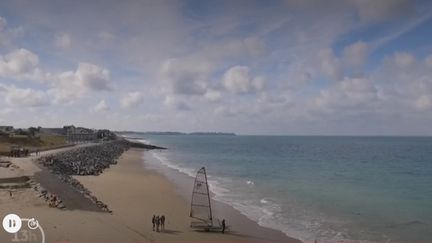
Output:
top-left (127, 141), bottom-right (166, 150)
top-left (36, 140), bottom-right (164, 212)
top-left (32, 180), bottom-right (66, 209)
top-left (39, 140), bottom-right (130, 176)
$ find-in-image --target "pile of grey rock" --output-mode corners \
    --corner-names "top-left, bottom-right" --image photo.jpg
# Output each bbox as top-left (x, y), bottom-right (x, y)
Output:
top-left (0, 160), bottom-right (12, 168)
top-left (38, 140), bottom-right (165, 177)
top-left (37, 140), bottom-right (131, 212)
top-left (38, 140), bottom-right (130, 176)
top-left (0, 160), bottom-right (19, 169)
top-left (32, 180), bottom-right (66, 209)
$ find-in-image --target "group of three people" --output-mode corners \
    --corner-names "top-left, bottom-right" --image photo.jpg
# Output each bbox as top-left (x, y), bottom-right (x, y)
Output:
top-left (151, 215), bottom-right (226, 234)
top-left (152, 215), bottom-right (165, 232)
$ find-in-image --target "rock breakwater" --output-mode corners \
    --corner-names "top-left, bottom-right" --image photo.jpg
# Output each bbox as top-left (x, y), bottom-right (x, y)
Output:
top-left (37, 140), bottom-right (131, 212)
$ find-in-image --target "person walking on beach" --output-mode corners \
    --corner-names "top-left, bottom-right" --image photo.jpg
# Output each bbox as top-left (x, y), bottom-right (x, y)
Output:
top-left (221, 219), bottom-right (226, 234)
top-left (160, 215), bottom-right (165, 231)
top-left (155, 215), bottom-right (160, 232)
top-left (152, 215), bottom-right (156, 231)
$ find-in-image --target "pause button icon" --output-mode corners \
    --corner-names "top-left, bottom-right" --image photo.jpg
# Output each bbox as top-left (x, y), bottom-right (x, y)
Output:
top-left (2, 214), bottom-right (22, 234)
top-left (9, 219), bottom-right (16, 227)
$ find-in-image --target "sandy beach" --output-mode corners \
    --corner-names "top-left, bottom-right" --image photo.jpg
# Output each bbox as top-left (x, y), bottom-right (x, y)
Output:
top-left (1, 146), bottom-right (300, 243)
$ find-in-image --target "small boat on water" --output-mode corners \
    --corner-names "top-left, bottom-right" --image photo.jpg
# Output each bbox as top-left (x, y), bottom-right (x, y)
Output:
top-left (189, 167), bottom-right (225, 231)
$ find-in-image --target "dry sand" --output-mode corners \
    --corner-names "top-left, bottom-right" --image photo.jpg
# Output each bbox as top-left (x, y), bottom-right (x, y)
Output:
top-left (1, 147), bottom-right (300, 243)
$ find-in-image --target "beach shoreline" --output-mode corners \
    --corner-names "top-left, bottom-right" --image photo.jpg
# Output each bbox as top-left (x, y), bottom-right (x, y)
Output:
top-left (1, 144), bottom-right (300, 242)
top-left (75, 147), bottom-right (301, 242)
top-left (141, 148), bottom-right (302, 242)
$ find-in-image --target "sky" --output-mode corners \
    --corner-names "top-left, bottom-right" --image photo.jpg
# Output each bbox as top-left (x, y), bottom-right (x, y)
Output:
top-left (0, 0), bottom-right (432, 135)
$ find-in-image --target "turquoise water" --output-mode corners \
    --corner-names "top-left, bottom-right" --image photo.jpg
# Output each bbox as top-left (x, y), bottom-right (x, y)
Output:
top-left (128, 134), bottom-right (432, 242)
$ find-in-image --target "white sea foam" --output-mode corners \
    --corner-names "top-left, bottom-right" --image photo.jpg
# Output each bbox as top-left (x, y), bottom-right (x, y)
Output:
top-left (260, 198), bottom-right (269, 204)
top-left (146, 149), bottom-right (347, 242)
top-left (124, 137), bottom-right (152, 145)
top-left (150, 151), bottom-right (196, 178)
top-left (149, 152), bottom-right (305, 240)
top-left (132, 135), bottom-right (416, 243)
top-left (136, 138), bottom-right (151, 144)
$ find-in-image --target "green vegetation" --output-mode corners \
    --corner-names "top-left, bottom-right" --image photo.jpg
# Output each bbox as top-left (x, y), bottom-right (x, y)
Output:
top-left (0, 134), bottom-right (67, 155)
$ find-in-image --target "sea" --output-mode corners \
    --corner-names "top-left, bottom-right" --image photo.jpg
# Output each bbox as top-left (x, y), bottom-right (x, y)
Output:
top-left (124, 134), bottom-right (432, 242)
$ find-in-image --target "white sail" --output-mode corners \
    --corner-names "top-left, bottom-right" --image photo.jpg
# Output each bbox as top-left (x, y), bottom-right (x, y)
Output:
top-left (190, 167), bottom-right (213, 225)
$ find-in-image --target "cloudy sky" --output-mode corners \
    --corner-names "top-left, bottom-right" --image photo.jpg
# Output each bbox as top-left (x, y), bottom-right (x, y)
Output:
top-left (0, 0), bottom-right (432, 135)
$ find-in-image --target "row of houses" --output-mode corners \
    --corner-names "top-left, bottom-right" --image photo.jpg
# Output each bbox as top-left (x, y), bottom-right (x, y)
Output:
top-left (1, 125), bottom-right (116, 142)
top-left (63, 125), bottom-right (96, 142)
top-left (0, 126), bottom-right (30, 137)
top-left (0, 126), bottom-right (14, 134)
top-left (64, 125), bottom-right (116, 142)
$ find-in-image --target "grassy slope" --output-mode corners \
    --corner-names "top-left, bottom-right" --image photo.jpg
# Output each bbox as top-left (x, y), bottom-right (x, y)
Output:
top-left (0, 135), bottom-right (67, 154)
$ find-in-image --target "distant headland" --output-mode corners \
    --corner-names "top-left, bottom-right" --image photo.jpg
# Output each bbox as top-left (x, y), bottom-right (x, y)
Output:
top-left (116, 131), bottom-right (236, 136)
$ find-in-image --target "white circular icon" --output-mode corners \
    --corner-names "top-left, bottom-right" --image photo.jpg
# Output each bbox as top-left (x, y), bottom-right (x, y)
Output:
top-left (28, 218), bottom-right (39, 230)
top-left (2, 214), bottom-right (22, 233)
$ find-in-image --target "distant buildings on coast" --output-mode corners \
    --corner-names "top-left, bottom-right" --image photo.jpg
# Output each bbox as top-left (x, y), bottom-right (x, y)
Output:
top-left (0, 125), bottom-right (116, 143)
top-left (62, 125), bottom-right (116, 142)
top-left (63, 125), bottom-right (97, 142)
top-left (0, 126), bottom-right (39, 137)
top-left (0, 126), bottom-right (14, 134)
top-left (117, 131), bottom-right (236, 136)
top-left (0, 127), bottom-right (14, 139)
top-left (0, 124), bottom-right (117, 157)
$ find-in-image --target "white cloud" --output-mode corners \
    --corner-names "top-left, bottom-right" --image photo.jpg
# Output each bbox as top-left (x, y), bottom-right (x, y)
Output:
top-left (295, 71), bottom-right (312, 86)
top-left (49, 62), bottom-right (112, 103)
top-left (284, 0), bottom-right (412, 22)
top-left (0, 16), bottom-right (23, 46)
top-left (0, 16), bottom-right (5, 30)
top-left (392, 52), bottom-right (416, 68)
top-left (121, 92), bottom-right (143, 108)
top-left (343, 41), bottom-right (369, 68)
top-left (92, 99), bottom-right (110, 112)
top-left (164, 95), bottom-right (191, 110)
top-left (372, 52), bottom-right (432, 115)
top-left (214, 106), bottom-right (238, 117)
top-left (204, 89), bottom-right (222, 102)
top-left (47, 71), bottom-right (79, 103)
top-left (425, 54), bottom-right (432, 67)
top-left (98, 31), bottom-right (115, 42)
top-left (0, 16), bottom-right (6, 45)
top-left (258, 92), bottom-right (289, 105)
top-left (75, 62), bottom-right (111, 91)
top-left (136, 113), bottom-right (162, 122)
top-left (371, 11), bottom-right (432, 50)
top-left (222, 66), bottom-right (265, 94)
top-left (350, 0), bottom-right (412, 22)
top-left (313, 76), bottom-right (379, 110)
top-left (409, 76), bottom-right (432, 95)
top-left (1, 2), bottom-right (431, 134)
top-left (0, 48), bottom-right (39, 79)
top-left (415, 95), bottom-right (432, 111)
top-left (0, 46), bottom-right (112, 105)
top-left (157, 35), bottom-right (269, 97)
top-left (243, 37), bottom-right (266, 56)
top-left (54, 32), bottom-right (72, 49)
top-left (317, 48), bottom-right (341, 79)
top-left (160, 58), bottom-right (210, 95)
top-left (0, 84), bottom-right (49, 107)
top-left (176, 101), bottom-right (191, 111)
top-left (0, 83), bottom-right (7, 92)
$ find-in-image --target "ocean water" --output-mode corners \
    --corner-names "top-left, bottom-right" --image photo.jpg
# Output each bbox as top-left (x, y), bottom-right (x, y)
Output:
top-left (126, 134), bottom-right (432, 242)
